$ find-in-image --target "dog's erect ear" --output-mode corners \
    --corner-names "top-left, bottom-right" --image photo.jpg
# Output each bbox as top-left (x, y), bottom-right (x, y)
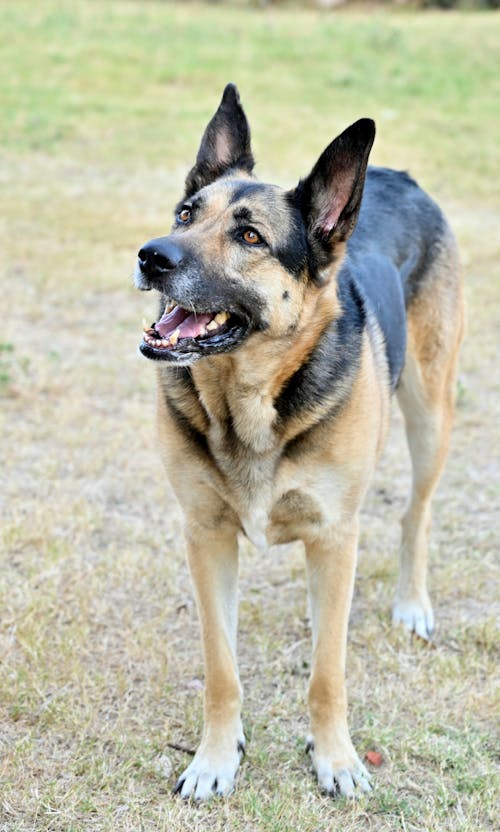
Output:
top-left (184, 83), bottom-right (254, 197)
top-left (294, 118), bottom-right (375, 260)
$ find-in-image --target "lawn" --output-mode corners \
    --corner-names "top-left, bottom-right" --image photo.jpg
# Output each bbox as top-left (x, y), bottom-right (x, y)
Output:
top-left (0, 2), bottom-right (498, 830)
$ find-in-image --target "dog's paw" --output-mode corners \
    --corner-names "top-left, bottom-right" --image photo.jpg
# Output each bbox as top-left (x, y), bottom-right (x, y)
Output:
top-left (173, 740), bottom-right (245, 801)
top-left (392, 596), bottom-right (434, 640)
top-left (306, 738), bottom-right (372, 798)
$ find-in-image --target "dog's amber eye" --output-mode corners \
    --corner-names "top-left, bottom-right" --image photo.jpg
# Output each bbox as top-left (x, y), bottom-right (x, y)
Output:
top-left (178, 208), bottom-right (191, 224)
top-left (242, 229), bottom-right (262, 245)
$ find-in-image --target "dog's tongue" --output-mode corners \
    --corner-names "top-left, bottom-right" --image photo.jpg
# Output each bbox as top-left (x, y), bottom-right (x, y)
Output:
top-left (155, 305), bottom-right (212, 339)
top-left (155, 306), bottom-right (189, 337)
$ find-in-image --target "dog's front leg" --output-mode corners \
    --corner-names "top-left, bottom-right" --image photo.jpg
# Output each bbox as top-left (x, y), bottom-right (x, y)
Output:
top-left (174, 518), bottom-right (244, 800)
top-left (305, 523), bottom-right (371, 798)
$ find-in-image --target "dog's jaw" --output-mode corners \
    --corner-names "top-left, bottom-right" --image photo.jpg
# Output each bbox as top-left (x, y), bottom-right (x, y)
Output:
top-left (140, 298), bottom-right (250, 363)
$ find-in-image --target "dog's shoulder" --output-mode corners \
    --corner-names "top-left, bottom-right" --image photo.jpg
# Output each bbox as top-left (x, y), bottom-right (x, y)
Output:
top-left (275, 274), bottom-right (365, 424)
top-left (157, 364), bottom-right (210, 454)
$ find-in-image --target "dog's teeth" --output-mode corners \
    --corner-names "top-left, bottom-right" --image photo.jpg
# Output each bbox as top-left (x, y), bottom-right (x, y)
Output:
top-left (161, 339), bottom-right (169, 347)
top-left (215, 311), bottom-right (229, 324)
top-left (164, 301), bottom-right (175, 315)
top-left (206, 320), bottom-right (219, 332)
top-left (169, 328), bottom-right (180, 345)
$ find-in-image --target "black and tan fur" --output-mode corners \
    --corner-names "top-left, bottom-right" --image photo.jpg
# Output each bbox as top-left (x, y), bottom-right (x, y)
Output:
top-left (134, 85), bottom-right (464, 800)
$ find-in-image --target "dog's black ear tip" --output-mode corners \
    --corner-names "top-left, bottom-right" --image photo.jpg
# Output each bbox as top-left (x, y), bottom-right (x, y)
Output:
top-left (363, 117), bottom-right (376, 135)
top-left (352, 117), bottom-right (376, 141)
top-left (222, 82), bottom-right (240, 103)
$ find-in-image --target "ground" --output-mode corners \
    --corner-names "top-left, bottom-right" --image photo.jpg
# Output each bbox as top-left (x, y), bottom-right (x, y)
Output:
top-left (0, 2), bottom-right (498, 830)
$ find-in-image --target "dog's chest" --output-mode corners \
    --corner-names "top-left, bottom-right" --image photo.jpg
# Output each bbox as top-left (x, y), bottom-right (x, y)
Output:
top-left (206, 415), bottom-right (328, 550)
top-left (207, 418), bottom-right (278, 550)
top-left (194, 369), bottom-right (331, 548)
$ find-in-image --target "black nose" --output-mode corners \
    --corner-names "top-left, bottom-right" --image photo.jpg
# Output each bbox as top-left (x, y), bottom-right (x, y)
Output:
top-left (138, 238), bottom-right (183, 276)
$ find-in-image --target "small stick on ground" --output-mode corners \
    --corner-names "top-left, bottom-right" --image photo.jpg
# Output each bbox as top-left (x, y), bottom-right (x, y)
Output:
top-left (165, 742), bottom-right (196, 756)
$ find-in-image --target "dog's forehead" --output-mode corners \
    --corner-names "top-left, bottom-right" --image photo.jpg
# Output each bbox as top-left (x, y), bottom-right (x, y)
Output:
top-left (196, 177), bottom-right (290, 222)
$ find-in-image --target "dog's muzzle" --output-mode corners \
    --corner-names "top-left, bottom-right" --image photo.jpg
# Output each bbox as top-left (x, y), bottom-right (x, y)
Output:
top-left (135, 237), bottom-right (251, 364)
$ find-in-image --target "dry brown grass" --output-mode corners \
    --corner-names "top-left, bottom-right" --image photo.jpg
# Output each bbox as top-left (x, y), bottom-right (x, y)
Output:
top-left (1, 2), bottom-right (499, 830)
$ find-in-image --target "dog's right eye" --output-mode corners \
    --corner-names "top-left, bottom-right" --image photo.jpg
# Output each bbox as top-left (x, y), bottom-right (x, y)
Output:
top-left (177, 207), bottom-right (192, 224)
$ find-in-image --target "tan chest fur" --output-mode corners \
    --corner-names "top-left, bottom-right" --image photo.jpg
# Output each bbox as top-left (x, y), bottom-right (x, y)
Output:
top-left (165, 332), bottom-right (390, 550)
top-left (190, 354), bottom-right (283, 549)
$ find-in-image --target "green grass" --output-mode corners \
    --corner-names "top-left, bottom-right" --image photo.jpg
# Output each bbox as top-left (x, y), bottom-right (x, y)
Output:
top-left (1, 2), bottom-right (499, 830)
top-left (1, 2), bottom-right (499, 196)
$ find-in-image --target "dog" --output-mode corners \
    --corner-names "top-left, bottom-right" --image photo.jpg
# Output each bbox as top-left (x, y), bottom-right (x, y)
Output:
top-left (134, 84), bottom-right (464, 800)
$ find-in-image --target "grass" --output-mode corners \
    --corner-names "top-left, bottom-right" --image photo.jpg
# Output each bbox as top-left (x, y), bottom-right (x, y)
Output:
top-left (0, 1), bottom-right (499, 830)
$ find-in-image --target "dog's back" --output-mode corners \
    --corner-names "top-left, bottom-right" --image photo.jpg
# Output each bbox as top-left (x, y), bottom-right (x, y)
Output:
top-left (339, 166), bottom-right (460, 390)
top-left (350, 166), bottom-right (448, 300)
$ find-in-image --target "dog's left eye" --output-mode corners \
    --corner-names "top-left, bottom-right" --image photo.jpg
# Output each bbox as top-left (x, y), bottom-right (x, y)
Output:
top-left (241, 228), bottom-right (263, 246)
top-left (177, 207), bottom-right (191, 224)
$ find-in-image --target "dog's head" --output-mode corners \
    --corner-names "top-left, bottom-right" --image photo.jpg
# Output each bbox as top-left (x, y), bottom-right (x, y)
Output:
top-left (135, 84), bottom-right (375, 366)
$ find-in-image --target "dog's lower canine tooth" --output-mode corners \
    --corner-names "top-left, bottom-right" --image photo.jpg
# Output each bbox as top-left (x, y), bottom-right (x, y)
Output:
top-left (214, 311), bottom-right (229, 324)
top-left (169, 328), bottom-right (180, 345)
top-left (207, 320), bottom-right (219, 332)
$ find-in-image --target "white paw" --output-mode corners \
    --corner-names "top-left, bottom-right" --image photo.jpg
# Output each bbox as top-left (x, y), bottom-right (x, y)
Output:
top-left (173, 740), bottom-right (244, 800)
top-left (307, 739), bottom-right (372, 798)
top-left (392, 597), bottom-right (434, 640)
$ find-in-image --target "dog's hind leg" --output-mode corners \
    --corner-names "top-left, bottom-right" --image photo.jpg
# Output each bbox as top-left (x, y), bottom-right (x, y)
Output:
top-left (173, 515), bottom-right (245, 800)
top-left (394, 233), bottom-right (464, 639)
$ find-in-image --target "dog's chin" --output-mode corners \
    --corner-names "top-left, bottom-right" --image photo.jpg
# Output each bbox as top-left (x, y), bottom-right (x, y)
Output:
top-left (139, 302), bottom-right (250, 364)
top-left (139, 343), bottom-right (202, 366)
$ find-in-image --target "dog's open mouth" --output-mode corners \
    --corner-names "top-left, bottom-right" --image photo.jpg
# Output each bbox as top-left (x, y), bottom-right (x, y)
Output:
top-left (140, 300), bottom-right (249, 362)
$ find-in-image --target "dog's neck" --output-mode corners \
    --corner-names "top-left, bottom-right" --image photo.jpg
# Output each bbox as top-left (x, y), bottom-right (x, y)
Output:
top-left (192, 344), bottom-right (286, 455)
top-left (190, 282), bottom-right (340, 455)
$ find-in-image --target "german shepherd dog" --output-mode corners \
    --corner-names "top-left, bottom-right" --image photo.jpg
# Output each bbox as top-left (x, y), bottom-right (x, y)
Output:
top-left (134, 85), bottom-right (464, 800)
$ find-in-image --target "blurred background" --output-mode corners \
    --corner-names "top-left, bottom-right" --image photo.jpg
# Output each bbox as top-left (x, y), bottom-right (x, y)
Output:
top-left (1, 2), bottom-right (498, 830)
